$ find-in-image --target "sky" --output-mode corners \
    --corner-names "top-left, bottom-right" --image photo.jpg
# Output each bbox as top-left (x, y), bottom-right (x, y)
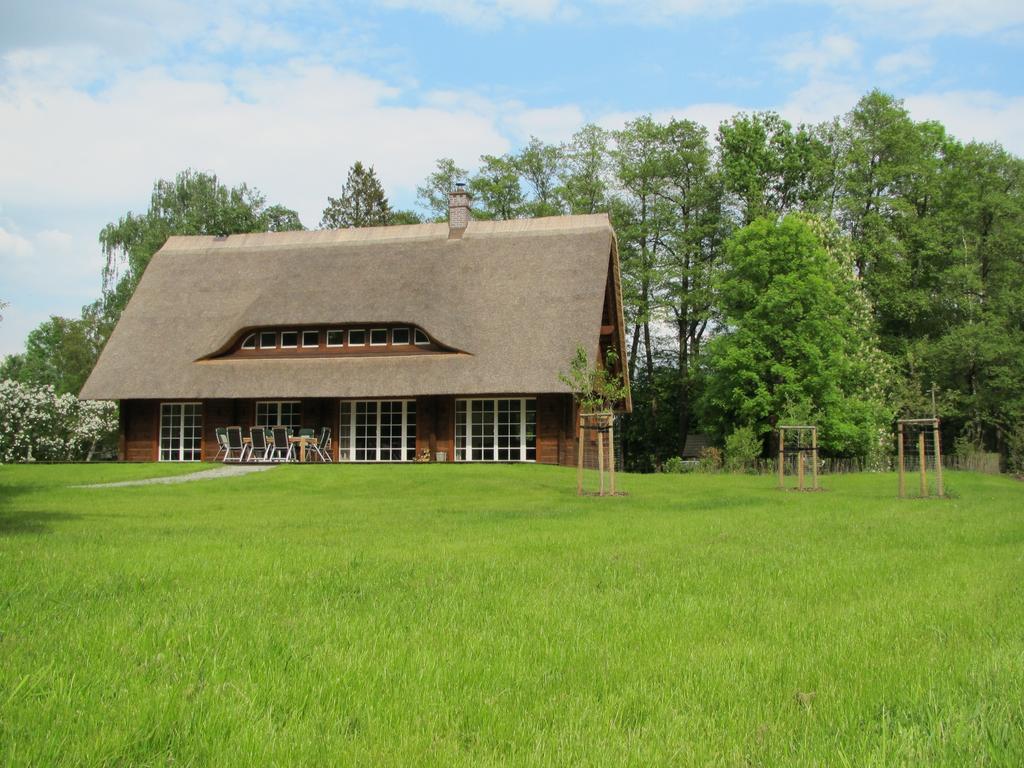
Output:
top-left (1, 0), bottom-right (1022, 356)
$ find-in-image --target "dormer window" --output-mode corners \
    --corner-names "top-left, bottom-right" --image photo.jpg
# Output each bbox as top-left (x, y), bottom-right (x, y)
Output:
top-left (218, 324), bottom-right (446, 359)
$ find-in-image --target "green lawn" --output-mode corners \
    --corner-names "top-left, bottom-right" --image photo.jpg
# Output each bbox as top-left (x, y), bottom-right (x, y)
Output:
top-left (1, 465), bottom-right (1022, 766)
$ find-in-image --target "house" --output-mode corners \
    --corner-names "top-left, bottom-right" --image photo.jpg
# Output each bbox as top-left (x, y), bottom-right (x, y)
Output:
top-left (79, 189), bottom-right (631, 464)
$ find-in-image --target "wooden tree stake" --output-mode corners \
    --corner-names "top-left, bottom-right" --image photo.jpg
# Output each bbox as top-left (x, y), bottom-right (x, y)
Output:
top-left (597, 423), bottom-right (605, 497)
top-left (609, 421), bottom-right (616, 496)
top-left (897, 423), bottom-right (905, 498)
top-left (778, 428), bottom-right (785, 490)
top-left (918, 431), bottom-right (927, 498)
top-left (577, 414), bottom-right (584, 497)
top-left (933, 421), bottom-right (944, 497)
top-left (811, 427), bottom-right (819, 490)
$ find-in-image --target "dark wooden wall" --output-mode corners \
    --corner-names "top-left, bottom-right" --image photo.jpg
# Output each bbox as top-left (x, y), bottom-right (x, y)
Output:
top-left (120, 394), bottom-right (579, 467)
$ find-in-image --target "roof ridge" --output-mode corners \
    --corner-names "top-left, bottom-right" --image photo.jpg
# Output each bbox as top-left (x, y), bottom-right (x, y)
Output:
top-left (162, 213), bottom-right (611, 251)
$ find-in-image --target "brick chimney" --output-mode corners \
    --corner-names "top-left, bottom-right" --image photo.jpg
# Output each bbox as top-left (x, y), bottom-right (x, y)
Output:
top-left (448, 183), bottom-right (470, 239)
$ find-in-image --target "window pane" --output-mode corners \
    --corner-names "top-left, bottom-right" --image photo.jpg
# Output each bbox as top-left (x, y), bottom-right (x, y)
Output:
top-left (260, 331), bottom-right (277, 349)
top-left (327, 330), bottom-right (344, 347)
top-left (370, 329), bottom-right (387, 346)
top-left (338, 401), bottom-right (352, 461)
top-left (392, 328), bottom-right (410, 345)
top-left (414, 329), bottom-right (429, 345)
top-left (302, 330), bottom-right (320, 347)
top-left (348, 329), bottom-right (366, 346)
top-left (280, 331), bottom-right (298, 348)
top-left (241, 333), bottom-right (256, 349)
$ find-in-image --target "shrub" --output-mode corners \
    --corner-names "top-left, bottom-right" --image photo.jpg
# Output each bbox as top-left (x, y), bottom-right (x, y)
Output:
top-left (662, 456), bottom-right (687, 474)
top-left (696, 446), bottom-right (723, 473)
top-left (724, 426), bottom-right (762, 473)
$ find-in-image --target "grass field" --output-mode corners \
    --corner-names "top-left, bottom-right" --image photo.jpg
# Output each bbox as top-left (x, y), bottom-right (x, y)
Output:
top-left (1, 464), bottom-right (1022, 766)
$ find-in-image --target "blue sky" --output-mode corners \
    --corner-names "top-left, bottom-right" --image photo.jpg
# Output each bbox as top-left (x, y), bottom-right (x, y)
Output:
top-left (1, 0), bottom-right (1023, 356)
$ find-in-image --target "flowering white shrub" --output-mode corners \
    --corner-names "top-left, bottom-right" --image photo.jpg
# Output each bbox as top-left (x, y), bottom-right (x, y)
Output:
top-left (0, 380), bottom-right (118, 463)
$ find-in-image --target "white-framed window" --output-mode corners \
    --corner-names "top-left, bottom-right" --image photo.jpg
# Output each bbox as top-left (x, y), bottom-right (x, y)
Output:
top-left (326, 330), bottom-right (344, 347)
top-left (370, 328), bottom-right (388, 346)
top-left (241, 333), bottom-right (257, 349)
top-left (259, 331), bottom-right (277, 349)
top-left (338, 400), bottom-right (416, 462)
top-left (160, 402), bottom-right (203, 462)
top-left (392, 327), bottom-right (410, 345)
top-left (280, 331), bottom-right (298, 349)
top-left (455, 398), bottom-right (536, 462)
top-left (414, 329), bottom-right (429, 345)
top-left (302, 330), bottom-right (320, 348)
top-left (256, 401), bottom-right (302, 429)
top-left (348, 329), bottom-right (366, 346)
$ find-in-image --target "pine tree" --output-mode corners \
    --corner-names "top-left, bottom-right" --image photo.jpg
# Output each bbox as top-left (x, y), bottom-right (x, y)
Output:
top-left (320, 162), bottom-right (391, 229)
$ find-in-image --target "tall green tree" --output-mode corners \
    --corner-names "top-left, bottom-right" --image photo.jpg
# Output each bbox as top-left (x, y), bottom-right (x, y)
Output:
top-left (321, 161), bottom-right (391, 229)
top-left (699, 215), bottom-right (892, 457)
top-left (612, 116), bottom-right (675, 384)
top-left (559, 124), bottom-right (611, 215)
top-left (469, 154), bottom-right (525, 220)
top-left (100, 169), bottom-right (303, 321)
top-left (517, 137), bottom-right (564, 217)
top-left (416, 158), bottom-right (469, 221)
top-left (647, 118), bottom-right (728, 452)
top-left (8, 315), bottom-right (102, 396)
top-left (717, 111), bottom-right (829, 224)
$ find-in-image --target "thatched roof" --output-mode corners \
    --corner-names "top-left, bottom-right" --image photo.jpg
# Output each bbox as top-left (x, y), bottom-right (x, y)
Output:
top-left (80, 214), bottom-right (630, 405)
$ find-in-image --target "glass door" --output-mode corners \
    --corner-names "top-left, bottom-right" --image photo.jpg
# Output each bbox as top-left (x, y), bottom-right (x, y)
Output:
top-left (159, 402), bottom-right (203, 461)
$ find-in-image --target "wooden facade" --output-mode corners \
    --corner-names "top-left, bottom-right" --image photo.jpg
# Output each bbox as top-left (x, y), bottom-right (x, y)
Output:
top-left (119, 394), bottom-right (596, 468)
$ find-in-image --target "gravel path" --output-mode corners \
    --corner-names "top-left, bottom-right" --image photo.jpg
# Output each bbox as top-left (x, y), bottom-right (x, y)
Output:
top-left (74, 464), bottom-right (276, 488)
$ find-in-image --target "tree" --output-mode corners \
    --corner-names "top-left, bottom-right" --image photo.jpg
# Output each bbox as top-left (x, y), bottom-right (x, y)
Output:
top-left (517, 137), bottom-right (564, 217)
top-left (699, 215), bottom-right (892, 457)
top-left (389, 210), bottom-right (423, 225)
top-left (645, 118), bottom-right (728, 453)
top-left (469, 154), bottom-right (525, 220)
top-left (612, 116), bottom-right (675, 384)
top-left (320, 161), bottom-right (391, 229)
top-left (14, 316), bottom-right (102, 396)
top-left (0, 300), bottom-right (7, 323)
top-left (717, 111), bottom-right (829, 224)
top-left (416, 158), bottom-right (469, 221)
top-left (559, 124), bottom-right (611, 215)
top-left (100, 169), bottom-right (303, 325)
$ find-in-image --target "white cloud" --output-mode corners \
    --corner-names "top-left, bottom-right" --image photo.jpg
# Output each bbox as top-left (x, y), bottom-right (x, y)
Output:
top-left (0, 57), bottom-right (528, 226)
top-left (375, 0), bottom-right (573, 26)
top-left (0, 226), bottom-right (34, 259)
top-left (505, 105), bottom-right (587, 143)
top-left (875, 46), bottom-right (933, 78)
top-left (823, 0), bottom-right (1024, 38)
top-left (778, 34), bottom-right (860, 75)
top-left (905, 90), bottom-right (1024, 154)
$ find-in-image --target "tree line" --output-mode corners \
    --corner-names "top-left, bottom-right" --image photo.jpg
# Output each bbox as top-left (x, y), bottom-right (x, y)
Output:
top-left (2, 89), bottom-right (1022, 470)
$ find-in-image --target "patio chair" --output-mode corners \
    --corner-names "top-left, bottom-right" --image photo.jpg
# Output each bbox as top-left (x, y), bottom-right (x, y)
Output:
top-left (310, 427), bottom-right (333, 463)
top-left (269, 426), bottom-right (295, 463)
top-left (248, 426), bottom-right (272, 463)
top-left (224, 427), bottom-right (246, 463)
top-left (296, 428), bottom-right (316, 462)
top-left (213, 428), bottom-right (229, 461)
